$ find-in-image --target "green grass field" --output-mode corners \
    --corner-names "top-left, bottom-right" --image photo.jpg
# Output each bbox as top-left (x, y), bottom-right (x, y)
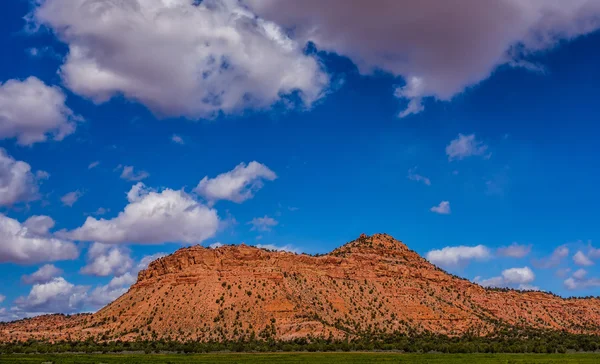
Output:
top-left (1, 353), bottom-right (600, 363)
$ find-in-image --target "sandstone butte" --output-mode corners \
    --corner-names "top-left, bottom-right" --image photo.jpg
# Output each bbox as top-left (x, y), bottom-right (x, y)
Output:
top-left (2, 233), bottom-right (600, 343)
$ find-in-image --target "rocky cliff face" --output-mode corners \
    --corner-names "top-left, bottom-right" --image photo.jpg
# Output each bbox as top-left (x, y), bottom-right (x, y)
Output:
top-left (2, 233), bottom-right (600, 342)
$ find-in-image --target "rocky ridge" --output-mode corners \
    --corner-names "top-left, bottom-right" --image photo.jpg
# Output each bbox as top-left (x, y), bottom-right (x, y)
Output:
top-left (1, 233), bottom-right (600, 342)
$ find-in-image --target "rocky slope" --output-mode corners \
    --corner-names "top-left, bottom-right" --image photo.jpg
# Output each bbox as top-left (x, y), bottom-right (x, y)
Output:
top-left (2, 233), bottom-right (600, 342)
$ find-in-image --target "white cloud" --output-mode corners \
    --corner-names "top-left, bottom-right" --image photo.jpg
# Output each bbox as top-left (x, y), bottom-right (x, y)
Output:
top-left (65, 183), bottom-right (219, 245)
top-left (61, 190), bottom-right (84, 207)
top-left (22, 264), bottom-right (63, 284)
top-left (0, 294), bottom-right (4, 304)
top-left (32, 0), bottom-right (328, 119)
top-left (195, 161), bottom-right (277, 204)
top-left (88, 161), bottom-right (100, 169)
top-left (0, 77), bottom-right (79, 145)
top-left (209, 242), bottom-right (224, 249)
top-left (573, 250), bottom-right (594, 267)
top-left (407, 167), bottom-right (431, 186)
top-left (255, 244), bottom-right (300, 254)
top-left (430, 201), bottom-right (451, 215)
top-left (446, 134), bottom-right (488, 161)
top-left (573, 268), bottom-right (588, 280)
top-left (14, 277), bottom-right (88, 314)
top-left (0, 213), bottom-right (78, 264)
top-left (477, 266), bottom-right (536, 289)
top-left (0, 149), bottom-right (45, 206)
top-left (426, 245), bottom-right (490, 268)
top-left (171, 134), bottom-right (185, 145)
top-left (80, 243), bottom-right (133, 277)
top-left (248, 215), bottom-right (279, 232)
top-left (564, 269), bottom-right (600, 290)
top-left (23, 215), bottom-right (55, 236)
top-left (496, 243), bottom-right (531, 258)
top-left (532, 245), bottom-right (569, 269)
top-left (246, 0), bottom-right (600, 116)
top-left (119, 165), bottom-right (150, 182)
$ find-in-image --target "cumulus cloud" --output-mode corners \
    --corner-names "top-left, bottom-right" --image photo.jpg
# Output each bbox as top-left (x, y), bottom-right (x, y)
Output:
top-left (248, 216), bottom-right (278, 232)
top-left (407, 167), bottom-right (431, 186)
top-left (0, 77), bottom-right (79, 145)
top-left (0, 149), bottom-right (46, 206)
top-left (477, 267), bottom-right (536, 290)
top-left (496, 243), bottom-right (531, 258)
top-left (246, 0), bottom-right (600, 116)
top-left (14, 277), bottom-right (88, 314)
top-left (21, 264), bottom-right (63, 284)
top-left (61, 190), bottom-right (84, 207)
top-left (446, 134), bottom-right (488, 161)
top-left (426, 245), bottom-right (490, 268)
top-left (32, 0), bottom-right (328, 119)
top-left (195, 161), bottom-right (277, 204)
top-left (430, 201), bottom-right (451, 215)
top-left (65, 183), bottom-right (219, 245)
top-left (532, 245), bottom-right (569, 269)
top-left (119, 165), bottom-right (150, 182)
top-left (80, 243), bottom-right (133, 277)
top-left (573, 250), bottom-right (594, 267)
top-left (0, 213), bottom-right (78, 264)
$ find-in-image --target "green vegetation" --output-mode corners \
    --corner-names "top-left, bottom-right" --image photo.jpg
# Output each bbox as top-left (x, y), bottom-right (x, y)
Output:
top-left (2, 329), bottom-right (600, 355)
top-left (1, 353), bottom-right (600, 363)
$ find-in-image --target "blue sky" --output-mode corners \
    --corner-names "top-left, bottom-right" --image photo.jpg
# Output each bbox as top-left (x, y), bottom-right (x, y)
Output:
top-left (1, 0), bottom-right (600, 320)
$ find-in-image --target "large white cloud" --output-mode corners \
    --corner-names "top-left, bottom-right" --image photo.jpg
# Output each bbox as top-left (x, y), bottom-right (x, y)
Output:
top-left (66, 183), bottom-right (219, 245)
top-left (195, 161), bottom-right (276, 204)
top-left (0, 77), bottom-right (78, 145)
top-left (0, 149), bottom-right (45, 206)
top-left (0, 213), bottom-right (78, 264)
top-left (426, 245), bottom-right (490, 268)
top-left (14, 277), bottom-right (88, 314)
top-left (80, 243), bottom-right (133, 277)
top-left (246, 0), bottom-right (600, 116)
top-left (32, 0), bottom-right (328, 119)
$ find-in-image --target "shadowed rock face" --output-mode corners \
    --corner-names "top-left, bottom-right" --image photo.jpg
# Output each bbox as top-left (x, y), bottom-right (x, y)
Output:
top-left (2, 233), bottom-right (600, 343)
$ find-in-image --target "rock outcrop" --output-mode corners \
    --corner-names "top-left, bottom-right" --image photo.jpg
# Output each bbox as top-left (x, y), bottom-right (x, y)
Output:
top-left (2, 233), bottom-right (600, 342)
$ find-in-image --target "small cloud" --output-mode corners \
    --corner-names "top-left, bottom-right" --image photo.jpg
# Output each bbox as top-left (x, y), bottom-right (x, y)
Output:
top-left (194, 161), bottom-right (276, 204)
top-left (446, 134), bottom-right (488, 161)
top-left (88, 161), bottom-right (100, 169)
top-left (209, 242), bottom-right (223, 249)
top-left (532, 245), bottom-right (569, 269)
top-left (573, 251), bottom-right (594, 267)
top-left (171, 134), bottom-right (185, 145)
top-left (426, 245), bottom-right (490, 268)
top-left (476, 267), bottom-right (536, 289)
top-left (430, 201), bottom-right (451, 215)
top-left (408, 167), bottom-right (431, 186)
top-left (61, 190), bottom-right (84, 207)
top-left (119, 165), bottom-right (150, 181)
top-left (496, 243), bottom-right (531, 258)
top-left (564, 269), bottom-right (600, 290)
top-left (36, 170), bottom-right (50, 180)
top-left (248, 215), bottom-right (279, 232)
top-left (288, 206), bottom-right (299, 212)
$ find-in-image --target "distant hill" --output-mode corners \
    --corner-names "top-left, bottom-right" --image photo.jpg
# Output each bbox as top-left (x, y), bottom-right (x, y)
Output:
top-left (2, 233), bottom-right (600, 343)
